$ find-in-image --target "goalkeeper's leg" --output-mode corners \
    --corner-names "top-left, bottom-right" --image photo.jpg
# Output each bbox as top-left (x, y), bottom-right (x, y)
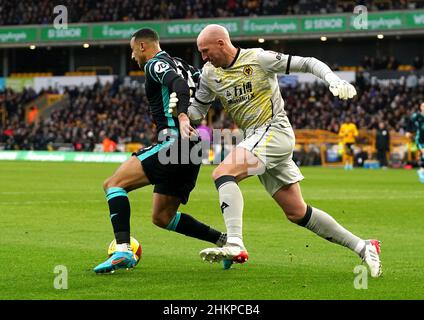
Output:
top-left (273, 182), bottom-right (382, 277)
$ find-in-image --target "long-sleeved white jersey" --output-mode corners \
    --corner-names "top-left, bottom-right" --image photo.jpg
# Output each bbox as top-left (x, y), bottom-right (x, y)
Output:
top-left (190, 48), bottom-right (335, 130)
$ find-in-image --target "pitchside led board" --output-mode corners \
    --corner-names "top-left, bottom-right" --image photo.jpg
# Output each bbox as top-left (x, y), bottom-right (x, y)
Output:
top-left (0, 10), bottom-right (423, 45)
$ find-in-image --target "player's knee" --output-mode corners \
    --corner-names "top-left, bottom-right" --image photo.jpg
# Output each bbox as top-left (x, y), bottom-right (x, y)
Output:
top-left (212, 166), bottom-right (229, 181)
top-left (283, 205), bottom-right (307, 224)
top-left (103, 177), bottom-right (113, 192)
top-left (285, 210), bottom-right (304, 224)
top-left (151, 210), bottom-right (173, 228)
top-left (152, 216), bottom-right (166, 228)
top-left (103, 174), bottom-right (126, 192)
top-left (212, 167), bottom-right (221, 181)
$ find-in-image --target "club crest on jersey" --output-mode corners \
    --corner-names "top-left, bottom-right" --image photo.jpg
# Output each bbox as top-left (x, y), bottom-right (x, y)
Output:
top-left (154, 62), bottom-right (169, 74)
top-left (243, 65), bottom-right (253, 76)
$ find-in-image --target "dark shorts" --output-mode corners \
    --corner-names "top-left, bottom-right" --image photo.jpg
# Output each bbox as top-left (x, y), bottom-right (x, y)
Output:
top-left (132, 134), bottom-right (202, 204)
top-left (344, 143), bottom-right (354, 155)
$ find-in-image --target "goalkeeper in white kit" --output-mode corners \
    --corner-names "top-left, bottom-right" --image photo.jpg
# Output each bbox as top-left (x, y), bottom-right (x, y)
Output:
top-left (170, 24), bottom-right (382, 277)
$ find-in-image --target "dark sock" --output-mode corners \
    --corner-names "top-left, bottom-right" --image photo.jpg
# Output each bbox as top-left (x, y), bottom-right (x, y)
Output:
top-left (105, 187), bottom-right (131, 244)
top-left (167, 212), bottom-right (226, 246)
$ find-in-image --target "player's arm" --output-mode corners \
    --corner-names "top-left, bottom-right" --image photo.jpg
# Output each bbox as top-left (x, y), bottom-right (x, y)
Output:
top-left (353, 125), bottom-right (359, 137)
top-left (257, 50), bottom-right (357, 100)
top-left (146, 60), bottom-right (192, 138)
top-left (168, 67), bottom-right (215, 125)
top-left (188, 68), bottom-right (216, 124)
top-left (338, 124), bottom-right (346, 137)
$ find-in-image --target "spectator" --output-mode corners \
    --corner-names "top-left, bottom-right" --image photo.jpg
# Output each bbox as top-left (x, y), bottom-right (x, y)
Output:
top-left (102, 136), bottom-right (117, 152)
top-left (387, 56), bottom-right (399, 70)
top-left (375, 121), bottom-right (390, 168)
top-left (27, 106), bottom-right (39, 124)
top-left (413, 55), bottom-right (423, 70)
top-left (137, 132), bottom-right (151, 147)
top-left (406, 72), bottom-right (418, 88)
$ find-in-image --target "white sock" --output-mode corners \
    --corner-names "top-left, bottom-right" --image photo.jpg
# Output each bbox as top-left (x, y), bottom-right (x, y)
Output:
top-left (302, 206), bottom-right (365, 255)
top-left (217, 180), bottom-right (245, 249)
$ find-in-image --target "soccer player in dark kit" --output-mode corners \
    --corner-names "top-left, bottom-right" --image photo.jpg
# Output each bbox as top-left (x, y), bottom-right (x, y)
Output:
top-left (93, 28), bottom-right (226, 273)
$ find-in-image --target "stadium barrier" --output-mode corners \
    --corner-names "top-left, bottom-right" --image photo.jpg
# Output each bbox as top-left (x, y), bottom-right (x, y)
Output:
top-left (294, 129), bottom-right (414, 166)
top-left (0, 130), bottom-right (416, 166)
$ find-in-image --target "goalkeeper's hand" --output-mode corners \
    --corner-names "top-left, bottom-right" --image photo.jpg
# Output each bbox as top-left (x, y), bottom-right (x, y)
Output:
top-left (168, 92), bottom-right (179, 115)
top-left (325, 74), bottom-right (357, 100)
top-left (168, 90), bottom-right (194, 115)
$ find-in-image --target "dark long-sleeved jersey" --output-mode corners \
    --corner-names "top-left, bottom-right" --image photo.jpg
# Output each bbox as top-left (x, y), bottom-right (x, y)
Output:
top-left (407, 112), bottom-right (424, 145)
top-left (143, 51), bottom-right (200, 134)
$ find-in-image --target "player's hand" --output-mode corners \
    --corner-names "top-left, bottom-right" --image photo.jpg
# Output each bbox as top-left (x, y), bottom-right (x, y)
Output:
top-left (328, 79), bottom-right (357, 100)
top-left (178, 113), bottom-right (197, 139)
top-left (168, 92), bottom-right (178, 115)
top-left (325, 73), bottom-right (357, 100)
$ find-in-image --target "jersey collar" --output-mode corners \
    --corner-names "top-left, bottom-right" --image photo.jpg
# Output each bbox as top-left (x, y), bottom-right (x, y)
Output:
top-left (223, 47), bottom-right (241, 69)
top-left (155, 50), bottom-right (166, 57)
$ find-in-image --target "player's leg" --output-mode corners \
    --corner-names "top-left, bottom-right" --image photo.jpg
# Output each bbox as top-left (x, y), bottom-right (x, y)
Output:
top-left (417, 145), bottom-right (424, 182)
top-left (94, 155), bottom-right (151, 273)
top-left (379, 148), bottom-right (388, 168)
top-left (103, 155), bottom-right (150, 244)
top-left (200, 146), bottom-right (263, 265)
top-left (344, 143), bottom-right (353, 169)
top-left (342, 143), bottom-right (348, 169)
top-left (151, 193), bottom-right (227, 246)
top-left (272, 182), bottom-right (382, 277)
top-left (349, 143), bottom-right (355, 170)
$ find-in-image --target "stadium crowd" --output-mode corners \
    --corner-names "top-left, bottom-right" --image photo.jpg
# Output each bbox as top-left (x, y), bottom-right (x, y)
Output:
top-left (1, 74), bottom-right (423, 151)
top-left (0, 79), bottom-right (155, 151)
top-left (359, 55), bottom-right (423, 71)
top-left (1, 0), bottom-right (423, 25)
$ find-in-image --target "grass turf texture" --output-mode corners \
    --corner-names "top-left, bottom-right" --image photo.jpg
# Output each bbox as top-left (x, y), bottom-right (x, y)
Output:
top-left (0, 161), bottom-right (423, 300)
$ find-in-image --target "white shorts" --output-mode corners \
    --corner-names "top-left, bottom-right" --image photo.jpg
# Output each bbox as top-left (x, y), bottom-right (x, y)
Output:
top-left (238, 122), bottom-right (304, 196)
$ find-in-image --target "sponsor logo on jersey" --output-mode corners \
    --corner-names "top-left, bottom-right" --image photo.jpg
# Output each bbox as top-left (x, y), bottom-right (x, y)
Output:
top-left (243, 65), bottom-right (253, 76)
top-left (154, 62), bottom-right (170, 74)
top-left (227, 81), bottom-right (254, 104)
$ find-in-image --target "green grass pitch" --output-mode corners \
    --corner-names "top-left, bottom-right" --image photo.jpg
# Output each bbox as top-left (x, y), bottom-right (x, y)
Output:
top-left (1, 161), bottom-right (423, 300)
